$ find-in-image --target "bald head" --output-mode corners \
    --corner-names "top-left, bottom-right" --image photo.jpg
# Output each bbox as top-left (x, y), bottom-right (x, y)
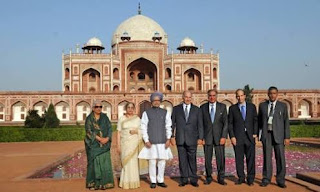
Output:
top-left (182, 90), bottom-right (192, 105)
top-left (235, 89), bottom-right (246, 104)
top-left (183, 90), bottom-right (192, 97)
top-left (235, 89), bottom-right (245, 96)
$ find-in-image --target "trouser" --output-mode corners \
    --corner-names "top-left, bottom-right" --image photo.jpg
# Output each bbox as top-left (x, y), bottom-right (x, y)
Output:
top-left (149, 159), bottom-right (166, 183)
top-left (262, 131), bottom-right (286, 185)
top-left (177, 143), bottom-right (198, 183)
top-left (234, 133), bottom-right (255, 183)
top-left (204, 144), bottom-right (225, 181)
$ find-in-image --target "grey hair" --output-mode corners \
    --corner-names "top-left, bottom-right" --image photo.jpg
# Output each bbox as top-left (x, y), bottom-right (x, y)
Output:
top-left (92, 100), bottom-right (102, 108)
top-left (182, 90), bottom-right (192, 97)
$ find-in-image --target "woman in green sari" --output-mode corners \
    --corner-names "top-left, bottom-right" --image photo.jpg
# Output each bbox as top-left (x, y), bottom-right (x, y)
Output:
top-left (84, 100), bottom-right (114, 190)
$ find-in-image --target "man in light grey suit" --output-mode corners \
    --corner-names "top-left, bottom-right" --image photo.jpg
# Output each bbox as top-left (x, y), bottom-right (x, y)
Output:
top-left (171, 91), bottom-right (203, 187)
top-left (258, 86), bottom-right (290, 188)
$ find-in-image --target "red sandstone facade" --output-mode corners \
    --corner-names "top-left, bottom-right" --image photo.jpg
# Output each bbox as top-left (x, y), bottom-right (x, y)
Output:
top-left (0, 90), bottom-right (319, 124)
top-left (0, 13), bottom-right (319, 124)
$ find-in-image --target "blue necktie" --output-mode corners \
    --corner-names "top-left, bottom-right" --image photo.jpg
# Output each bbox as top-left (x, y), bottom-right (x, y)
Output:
top-left (241, 105), bottom-right (246, 120)
top-left (210, 104), bottom-right (215, 123)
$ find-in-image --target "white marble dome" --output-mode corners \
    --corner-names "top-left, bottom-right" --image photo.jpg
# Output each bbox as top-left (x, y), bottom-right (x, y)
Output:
top-left (85, 37), bottom-right (103, 47)
top-left (112, 14), bottom-right (167, 45)
top-left (179, 37), bottom-right (196, 47)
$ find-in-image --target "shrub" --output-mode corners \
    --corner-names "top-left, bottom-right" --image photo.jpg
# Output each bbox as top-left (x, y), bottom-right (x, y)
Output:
top-left (24, 110), bottom-right (44, 128)
top-left (44, 103), bottom-right (60, 128)
top-left (244, 84), bottom-right (254, 103)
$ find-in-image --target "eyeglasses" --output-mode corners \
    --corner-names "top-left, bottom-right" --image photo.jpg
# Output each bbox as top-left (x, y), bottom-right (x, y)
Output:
top-left (94, 106), bottom-right (102, 109)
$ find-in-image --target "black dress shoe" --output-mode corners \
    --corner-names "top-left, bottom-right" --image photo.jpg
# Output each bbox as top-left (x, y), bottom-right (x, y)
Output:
top-left (179, 180), bottom-right (188, 187)
top-left (235, 179), bottom-right (246, 185)
top-left (277, 183), bottom-right (287, 188)
top-left (157, 183), bottom-right (168, 188)
top-left (204, 179), bottom-right (212, 185)
top-left (190, 182), bottom-right (199, 187)
top-left (260, 182), bottom-right (269, 187)
top-left (150, 183), bottom-right (156, 188)
top-left (178, 183), bottom-right (185, 187)
top-left (218, 180), bottom-right (227, 185)
top-left (247, 182), bottom-right (254, 186)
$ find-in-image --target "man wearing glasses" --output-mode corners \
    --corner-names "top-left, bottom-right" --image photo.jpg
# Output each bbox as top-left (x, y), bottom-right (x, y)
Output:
top-left (138, 92), bottom-right (173, 189)
top-left (200, 89), bottom-right (228, 186)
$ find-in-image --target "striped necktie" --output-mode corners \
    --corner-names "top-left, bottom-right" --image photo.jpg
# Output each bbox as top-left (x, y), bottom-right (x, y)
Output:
top-left (269, 103), bottom-right (274, 117)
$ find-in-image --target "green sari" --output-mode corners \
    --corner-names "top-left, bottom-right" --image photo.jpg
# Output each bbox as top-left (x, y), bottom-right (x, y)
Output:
top-left (84, 112), bottom-right (114, 189)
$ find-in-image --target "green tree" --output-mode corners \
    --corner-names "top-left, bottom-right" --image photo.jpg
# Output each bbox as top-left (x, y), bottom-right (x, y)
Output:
top-left (44, 103), bottom-right (60, 128)
top-left (24, 110), bottom-right (45, 128)
top-left (244, 84), bottom-right (254, 103)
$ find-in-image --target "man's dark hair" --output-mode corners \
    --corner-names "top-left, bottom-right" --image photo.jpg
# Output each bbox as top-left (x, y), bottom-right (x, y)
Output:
top-left (268, 86), bottom-right (278, 92)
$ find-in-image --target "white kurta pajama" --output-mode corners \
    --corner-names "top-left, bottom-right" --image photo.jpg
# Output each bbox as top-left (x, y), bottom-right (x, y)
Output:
top-left (138, 110), bottom-right (173, 183)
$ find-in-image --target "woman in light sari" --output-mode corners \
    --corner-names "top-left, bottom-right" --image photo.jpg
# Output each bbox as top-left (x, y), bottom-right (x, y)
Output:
top-left (84, 100), bottom-right (114, 190)
top-left (117, 102), bottom-right (146, 189)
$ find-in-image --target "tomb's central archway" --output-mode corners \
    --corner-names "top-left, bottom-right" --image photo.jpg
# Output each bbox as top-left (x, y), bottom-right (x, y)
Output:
top-left (127, 58), bottom-right (157, 92)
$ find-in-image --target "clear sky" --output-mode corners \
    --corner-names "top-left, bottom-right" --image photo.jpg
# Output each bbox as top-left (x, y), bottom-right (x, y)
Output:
top-left (0, 0), bottom-right (319, 91)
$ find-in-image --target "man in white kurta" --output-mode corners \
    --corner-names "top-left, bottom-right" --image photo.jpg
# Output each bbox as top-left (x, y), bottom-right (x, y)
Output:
top-left (138, 92), bottom-right (173, 189)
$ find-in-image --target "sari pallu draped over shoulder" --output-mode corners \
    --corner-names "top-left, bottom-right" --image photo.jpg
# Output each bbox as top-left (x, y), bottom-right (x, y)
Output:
top-left (84, 112), bottom-right (114, 189)
top-left (120, 115), bottom-right (144, 167)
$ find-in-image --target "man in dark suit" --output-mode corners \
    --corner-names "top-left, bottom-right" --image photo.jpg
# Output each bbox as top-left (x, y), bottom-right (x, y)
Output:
top-left (171, 90), bottom-right (203, 187)
top-left (258, 86), bottom-right (290, 188)
top-left (200, 89), bottom-right (228, 186)
top-left (228, 89), bottom-right (258, 186)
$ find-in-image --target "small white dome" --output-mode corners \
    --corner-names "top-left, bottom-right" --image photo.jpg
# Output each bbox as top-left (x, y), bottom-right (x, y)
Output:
top-left (112, 14), bottom-right (167, 45)
top-left (86, 37), bottom-right (103, 47)
top-left (179, 37), bottom-right (196, 47)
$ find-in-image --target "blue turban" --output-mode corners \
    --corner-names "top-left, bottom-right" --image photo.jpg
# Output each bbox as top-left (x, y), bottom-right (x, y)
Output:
top-left (150, 92), bottom-right (163, 102)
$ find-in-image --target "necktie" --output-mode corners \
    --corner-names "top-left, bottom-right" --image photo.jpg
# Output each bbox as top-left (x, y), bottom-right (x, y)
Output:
top-left (210, 104), bottom-right (215, 123)
top-left (268, 103), bottom-right (274, 131)
top-left (241, 105), bottom-right (246, 120)
top-left (269, 103), bottom-right (274, 117)
top-left (184, 105), bottom-right (189, 122)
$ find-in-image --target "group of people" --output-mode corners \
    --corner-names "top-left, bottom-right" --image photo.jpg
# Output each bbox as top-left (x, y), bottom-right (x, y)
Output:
top-left (84, 86), bottom-right (290, 190)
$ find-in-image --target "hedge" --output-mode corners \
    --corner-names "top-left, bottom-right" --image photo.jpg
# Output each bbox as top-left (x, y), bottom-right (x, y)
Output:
top-left (0, 124), bottom-right (318, 142)
top-left (0, 124), bottom-right (117, 142)
top-left (290, 125), bottom-right (320, 138)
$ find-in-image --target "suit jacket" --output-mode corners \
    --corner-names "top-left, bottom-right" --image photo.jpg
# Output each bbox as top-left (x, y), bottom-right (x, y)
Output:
top-left (228, 102), bottom-right (258, 144)
top-left (200, 102), bottom-right (228, 146)
top-left (258, 100), bottom-right (290, 144)
top-left (171, 103), bottom-right (203, 146)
